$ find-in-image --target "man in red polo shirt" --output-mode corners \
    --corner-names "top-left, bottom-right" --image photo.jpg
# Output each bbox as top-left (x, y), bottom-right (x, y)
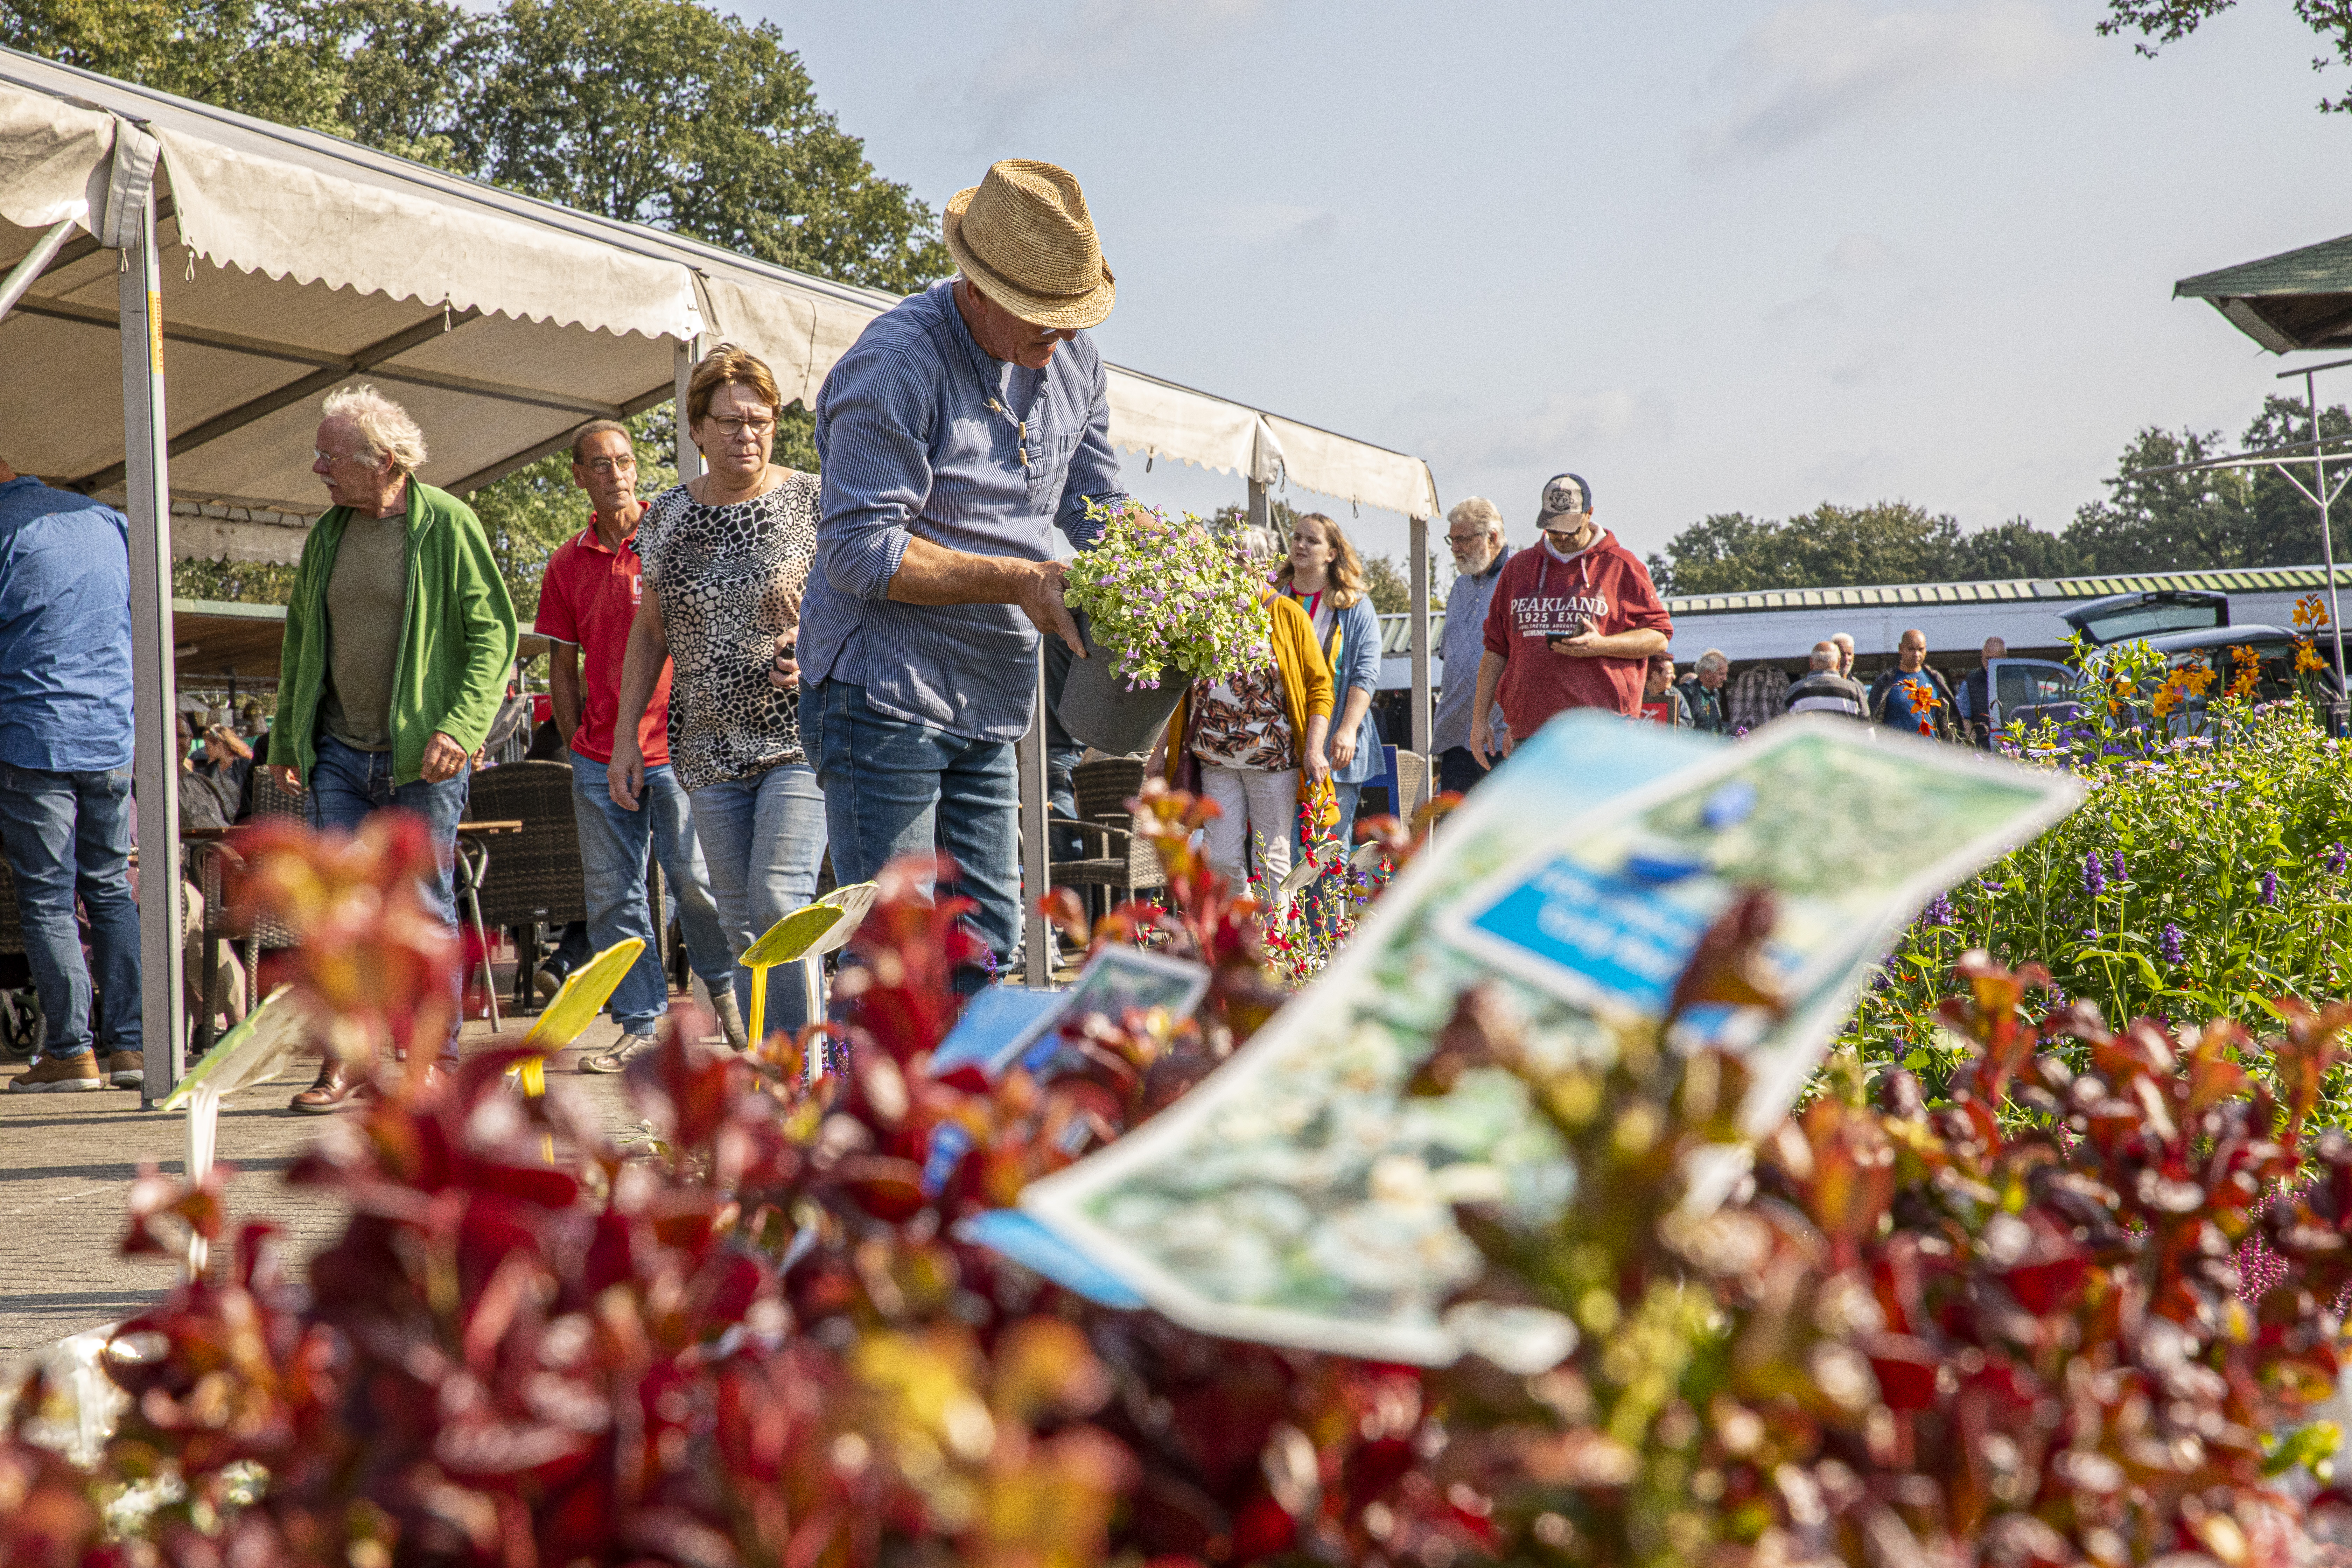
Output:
top-left (535, 421), bottom-right (744, 1060)
top-left (1469, 472), bottom-right (1673, 766)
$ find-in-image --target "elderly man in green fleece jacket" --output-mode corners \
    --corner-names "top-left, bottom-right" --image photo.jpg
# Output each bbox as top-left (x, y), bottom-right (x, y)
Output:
top-left (266, 384), bottom-right (517, 1108)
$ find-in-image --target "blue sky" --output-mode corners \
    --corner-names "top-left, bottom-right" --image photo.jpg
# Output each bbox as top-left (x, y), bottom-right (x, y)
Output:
top-left (748, 0), bottom-right (2352, 572)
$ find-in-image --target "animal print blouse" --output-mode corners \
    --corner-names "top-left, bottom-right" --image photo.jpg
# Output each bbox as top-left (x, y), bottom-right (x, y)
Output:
top-left (631, 472), bottom-right (821, 793)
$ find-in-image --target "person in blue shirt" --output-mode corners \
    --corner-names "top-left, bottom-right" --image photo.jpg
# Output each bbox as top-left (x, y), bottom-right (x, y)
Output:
top-left (803, 160), bottom-right (1125, 980)
top-left (0, 456), bottom-right (144, 1093)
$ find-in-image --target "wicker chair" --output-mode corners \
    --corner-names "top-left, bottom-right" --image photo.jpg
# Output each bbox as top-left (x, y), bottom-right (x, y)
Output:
top-left (460, 761), bottom-right (590, 1018)
top-left (1047, 757), bottom-right (1165, 906)
top-left (186, 764), bottom-right (307, 1057)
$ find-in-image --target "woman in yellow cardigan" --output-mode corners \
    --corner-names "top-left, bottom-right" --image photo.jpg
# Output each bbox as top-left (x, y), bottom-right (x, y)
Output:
top-left (1151, 583), bottom-right (1335, 898)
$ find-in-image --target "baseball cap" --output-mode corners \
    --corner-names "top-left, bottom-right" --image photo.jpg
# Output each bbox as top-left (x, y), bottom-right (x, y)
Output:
top-left (1536, 473), bottom-right (1592, 527)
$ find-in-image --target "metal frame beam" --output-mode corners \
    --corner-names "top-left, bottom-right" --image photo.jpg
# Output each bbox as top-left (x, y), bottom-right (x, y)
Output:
top-left (118, 185), bottom-right (185, 1109)
top-left (70, 308), bottom-right (488, 492)
top-left (441, 377), bottom-right (676, 495)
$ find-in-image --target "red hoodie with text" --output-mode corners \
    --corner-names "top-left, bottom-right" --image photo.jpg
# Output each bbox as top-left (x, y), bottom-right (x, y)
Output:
top-left (1480, 527), bottom-right (1674, 732)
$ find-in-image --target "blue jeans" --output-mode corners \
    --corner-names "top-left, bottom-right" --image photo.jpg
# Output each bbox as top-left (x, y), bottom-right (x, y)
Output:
top-left (687, 763), bottom-right (828, 1036)
top-left (307, 734), bottom-right (470, 1055)
top-left (569, 751), bottom-right (732, 1036)
top-left (0, 763), bottom-right (141, 1060)
top-left (808, 681), bottom-right (1018, 986)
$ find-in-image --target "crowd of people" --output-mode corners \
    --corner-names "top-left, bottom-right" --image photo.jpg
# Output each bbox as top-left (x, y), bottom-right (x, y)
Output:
top-left (0, 153), bottom-right (2014, 1106)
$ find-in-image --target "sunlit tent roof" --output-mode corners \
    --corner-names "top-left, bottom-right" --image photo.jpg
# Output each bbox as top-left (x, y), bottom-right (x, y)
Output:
top-left (2175, 233), bottom-right (2352, 354)
top-left (0, 46), bottom-right (1437, 568)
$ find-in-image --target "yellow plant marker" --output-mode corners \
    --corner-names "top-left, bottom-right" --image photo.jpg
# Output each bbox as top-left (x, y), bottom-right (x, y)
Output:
top-left (520, 938), bottom-right (646, 1059)
top-left (738, 882), bottom-right (883, 1057)
top-left (741, 905), bottom-right (846, 1047)
top-left (507, 937), bottom-right (644, 1162)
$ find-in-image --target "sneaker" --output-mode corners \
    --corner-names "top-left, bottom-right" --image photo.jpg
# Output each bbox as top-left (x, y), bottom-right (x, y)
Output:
top-left (711, 990), bottom-right (748, 1051)
top-left (581, 1031), bottom-right (657, 1074)
top-left (534, 967), bottom-right (566, 1004)
top-left (9, 1054), bottom-right (102, 1092)
top-left (106, 1050), bottom-right (144, 1090)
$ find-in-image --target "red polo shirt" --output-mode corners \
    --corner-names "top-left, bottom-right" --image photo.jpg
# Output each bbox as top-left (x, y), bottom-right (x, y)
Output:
top-left (534, 514), bottom-right (670, 765)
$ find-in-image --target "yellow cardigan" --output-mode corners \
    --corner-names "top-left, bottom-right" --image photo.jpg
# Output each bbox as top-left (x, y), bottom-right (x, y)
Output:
top-left (1162, 589), bottom-right (1339, 830)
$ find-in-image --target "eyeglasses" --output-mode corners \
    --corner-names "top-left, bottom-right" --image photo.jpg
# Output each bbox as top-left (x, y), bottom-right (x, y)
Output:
top-left (705, 415), bottom-right (774, 439)
top-left (1445, 532), bottom-right (1488, 547)
top-left (312, 448), bottom-right (367, 464)
top-left (580, 457), bottom-right (635, 475)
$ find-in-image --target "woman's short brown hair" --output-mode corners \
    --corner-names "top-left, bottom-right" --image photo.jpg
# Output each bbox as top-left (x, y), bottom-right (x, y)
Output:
top-left (685, 343), bottom-right (783, 428)
top-left (1275, 512), bottom-right (1368, 610)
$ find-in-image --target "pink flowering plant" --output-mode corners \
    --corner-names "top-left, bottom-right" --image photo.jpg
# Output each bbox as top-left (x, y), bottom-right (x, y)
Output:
top-left (1063, 501), bottom-right (1273, 690)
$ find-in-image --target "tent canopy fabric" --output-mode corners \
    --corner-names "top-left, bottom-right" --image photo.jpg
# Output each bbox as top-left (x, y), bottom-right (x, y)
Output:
top-left (2176, 232), bottom-right (2352, 354)
top-left (1, 46), bottom-right (1437, 568)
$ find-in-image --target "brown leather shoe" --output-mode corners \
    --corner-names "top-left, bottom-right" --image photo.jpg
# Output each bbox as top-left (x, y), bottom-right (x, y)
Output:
top-left (289, 1059), bottom-right (372, 1114)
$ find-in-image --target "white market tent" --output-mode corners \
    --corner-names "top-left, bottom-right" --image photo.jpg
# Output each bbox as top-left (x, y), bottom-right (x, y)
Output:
top-left (0, 46), bottom-right (1442, 1085)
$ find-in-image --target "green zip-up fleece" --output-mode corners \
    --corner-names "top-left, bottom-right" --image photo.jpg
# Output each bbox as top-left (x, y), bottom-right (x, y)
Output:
top-left (268, 480), bottom-right (518, 787)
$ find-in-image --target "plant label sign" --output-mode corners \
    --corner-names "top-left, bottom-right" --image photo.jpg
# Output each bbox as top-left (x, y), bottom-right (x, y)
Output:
top-left (1015, 714), bottom-right (2080, 1365)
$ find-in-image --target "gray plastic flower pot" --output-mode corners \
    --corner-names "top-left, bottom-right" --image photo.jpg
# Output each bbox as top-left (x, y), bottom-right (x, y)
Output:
top-left (1053, 610), bottom-right (1187, 757)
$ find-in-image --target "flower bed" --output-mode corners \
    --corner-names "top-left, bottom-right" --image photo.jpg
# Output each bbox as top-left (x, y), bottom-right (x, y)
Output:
top-left (1849, 646), bottom-right (2352, 1116)
top-left (15, 793), bottom-right (2352, 1567)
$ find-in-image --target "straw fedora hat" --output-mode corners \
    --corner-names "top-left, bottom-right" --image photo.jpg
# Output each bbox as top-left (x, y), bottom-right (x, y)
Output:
top-left (944, 160), bottom-right (1116, 332)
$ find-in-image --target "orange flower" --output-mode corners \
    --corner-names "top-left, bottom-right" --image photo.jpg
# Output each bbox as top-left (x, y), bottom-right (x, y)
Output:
top-left (2227, 643), bottom-right (2261, 700)
top-left (2297, 637), bottom-right (2328, 676)
top-left (2296, 593), bottom-right (2331, 631)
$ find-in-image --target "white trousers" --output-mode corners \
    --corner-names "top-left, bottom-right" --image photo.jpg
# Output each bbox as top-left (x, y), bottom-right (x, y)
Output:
top-left (1198, 763), bottom-right (1297, 897)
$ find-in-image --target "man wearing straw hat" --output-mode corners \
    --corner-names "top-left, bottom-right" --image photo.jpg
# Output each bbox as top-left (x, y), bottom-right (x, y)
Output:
top-left (800, 160), bottom-right (1126, 981)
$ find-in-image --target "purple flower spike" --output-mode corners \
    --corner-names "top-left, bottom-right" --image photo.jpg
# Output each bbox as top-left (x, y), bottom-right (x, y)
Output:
top-left (1921, 892), bottom-right (1953, 929)
top-left (2261, 870), bottom-right (2280, 906)
top-left (2331, 842), bottom-right (2349, 876)
top-left (2109, 851), bottom-right (2127, 884)
top-left (2161, 923), bottom-right (2187, 965)
top-left (2082, 852), bottom-right (2106, 897)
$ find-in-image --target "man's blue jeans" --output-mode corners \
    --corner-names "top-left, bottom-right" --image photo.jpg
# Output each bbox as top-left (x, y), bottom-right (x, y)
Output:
top-left (0, 763), bottom-right (141, 1061)
top-left (686, 763), bottom-right (828, 1036)
top-left (568, 750), bottom-right (732, 1037)
top-left (307, 735), bottom-right (469, 1054)
top-left (807, 681), bottom-right (1018, 986)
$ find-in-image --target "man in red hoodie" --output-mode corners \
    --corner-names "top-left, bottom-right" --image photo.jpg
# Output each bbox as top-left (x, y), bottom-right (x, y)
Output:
top-left (1469, 473), bottom-right (1673, 767)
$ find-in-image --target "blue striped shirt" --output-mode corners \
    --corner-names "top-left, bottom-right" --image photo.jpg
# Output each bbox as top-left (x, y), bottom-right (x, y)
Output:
top-left (804, 280), bottom-right (1128, 743)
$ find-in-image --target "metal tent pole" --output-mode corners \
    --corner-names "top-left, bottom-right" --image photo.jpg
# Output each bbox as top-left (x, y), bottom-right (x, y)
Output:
top-left (1017, 645), bottom-right (1050, 986)
top-left (1247, 475), bottom-right (1270, 538)
top-left (674, 335), bottom-right (705, 484)
top-left (2309, 370), bottom-right (2348, 684)
top-left (0, 219), bottom-right (74, 324)
top-left (1408, 514), bottom-right (1432, 795)
top-left (120, 181), bottom-right (185, 1108)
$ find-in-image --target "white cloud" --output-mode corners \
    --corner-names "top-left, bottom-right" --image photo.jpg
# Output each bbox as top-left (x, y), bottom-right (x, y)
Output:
top-left (1825, 231), bottom-right (1904, 273)
top-left (1422, 388), bottom-right (1676, 471)
top-left (1692, 0), bottom-right (2087, 165)
top-left (1216, 202), bottom-right (1341, 248)
top-left (943, 0), bottom-right (1271, 146)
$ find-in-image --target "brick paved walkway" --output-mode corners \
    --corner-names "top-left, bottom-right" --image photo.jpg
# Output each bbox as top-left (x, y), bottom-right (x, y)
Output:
top-left (0, 1009), bottom-right (677, 1354)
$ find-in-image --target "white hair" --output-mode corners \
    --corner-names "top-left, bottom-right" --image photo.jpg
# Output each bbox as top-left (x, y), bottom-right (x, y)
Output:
top-left (322, 384), bottom-right (428, 472)
top-left (1447, 496), bottom-right (1505, 536)
top-left (1235, 525), bottom-right (1279, 562)
top-left (1695, 648), bottom-right (1729, 674)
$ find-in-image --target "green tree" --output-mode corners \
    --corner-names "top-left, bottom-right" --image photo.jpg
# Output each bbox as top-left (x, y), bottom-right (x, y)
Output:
top-left (1646, 503), bottom-right (1965, 596)
top-left (2242, 392), bottom-right (2352, 567)
top-left (2100, 1), bottom-right (2352, 112)
top-left (2061, 425), bottom-right (2254, 570)
top-left (1360, 554), bottom-right (1412, 614)
top-left (7, 0), bottom-right (941, 600)
top-left (1950, 517), bottom-right (2082, 580)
